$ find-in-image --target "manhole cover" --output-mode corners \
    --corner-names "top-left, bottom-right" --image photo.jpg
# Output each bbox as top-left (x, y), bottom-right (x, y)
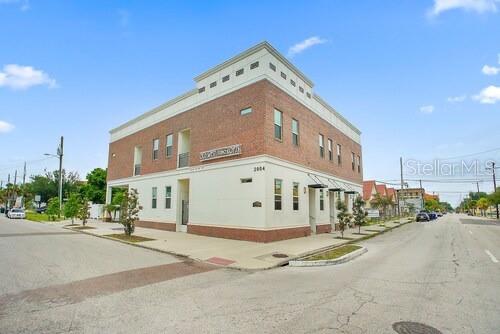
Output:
top-left (392, 321), bottom-right (442, 334)
top-left (272, 253), bottom-right (288, 258)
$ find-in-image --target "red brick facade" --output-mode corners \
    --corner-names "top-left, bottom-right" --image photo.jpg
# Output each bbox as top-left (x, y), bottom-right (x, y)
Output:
top-left (108, 79), bottom-right (362, 184)
top-left (187, 224), bottom-right (311, 243)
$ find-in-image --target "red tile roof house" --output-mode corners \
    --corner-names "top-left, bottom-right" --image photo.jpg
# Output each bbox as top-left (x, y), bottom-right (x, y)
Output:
top-left (363, 181), bottom-right (398, 217)
top-left (363, 181), bottom-right (377, 208)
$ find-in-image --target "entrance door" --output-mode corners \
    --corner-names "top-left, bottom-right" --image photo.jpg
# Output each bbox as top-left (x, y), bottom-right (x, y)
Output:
top-left (308, 188), bottom-right (317, 234)
top-left (181, 200), bottom-right (189, 225)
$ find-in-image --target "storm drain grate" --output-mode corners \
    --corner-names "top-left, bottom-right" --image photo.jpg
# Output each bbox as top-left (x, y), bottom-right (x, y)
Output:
top-left (272, 253), bottom-right (289, 258)
top-left (392, 321), bottom-right (442, 334)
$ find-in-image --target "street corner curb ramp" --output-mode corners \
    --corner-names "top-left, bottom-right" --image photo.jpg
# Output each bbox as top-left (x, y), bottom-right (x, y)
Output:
top-left (288, 246), bottom-right (367, 267)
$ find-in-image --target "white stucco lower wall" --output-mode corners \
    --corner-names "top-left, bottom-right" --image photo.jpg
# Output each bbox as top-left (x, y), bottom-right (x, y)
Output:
top-left (107, 155), bottom-right (362, 231)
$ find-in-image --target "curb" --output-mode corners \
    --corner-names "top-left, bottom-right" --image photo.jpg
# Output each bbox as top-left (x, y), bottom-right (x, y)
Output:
top-left (288, 246), bottom-right (367, 267)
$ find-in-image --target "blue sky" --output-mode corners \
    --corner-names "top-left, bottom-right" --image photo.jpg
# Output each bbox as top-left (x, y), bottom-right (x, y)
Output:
top-left (0, 0), bottom-right (499, 206)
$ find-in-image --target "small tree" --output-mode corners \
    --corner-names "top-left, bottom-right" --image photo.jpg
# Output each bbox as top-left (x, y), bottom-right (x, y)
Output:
top-left (77, 196), bottom-right (91, 225)
top-left (336, 199), bottom-right (352, 239)
top-left (477, 197), bottom-right (490, 217)
top-left (352, 196), bottom-right (367, 234)
top-left (119, 188), bottom-right (142, 236)
top-left (46, 197), bottom-right (60, 221)
top-left (64, 193), bottom-right (81, 224)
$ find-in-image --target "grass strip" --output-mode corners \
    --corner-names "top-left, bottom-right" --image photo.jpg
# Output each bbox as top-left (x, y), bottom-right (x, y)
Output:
top-left (104, 234), bottom-right (155, 243)
top-left (306, 244), bottom-right (361, 261)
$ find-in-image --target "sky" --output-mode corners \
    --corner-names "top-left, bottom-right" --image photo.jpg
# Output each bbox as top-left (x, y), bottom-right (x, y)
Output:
top-left (0, 0), bottom-right (499, 206)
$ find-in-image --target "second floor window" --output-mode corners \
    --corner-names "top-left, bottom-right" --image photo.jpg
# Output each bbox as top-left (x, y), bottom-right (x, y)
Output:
top-left (274, 179), bottom-right (282, 210)
top-left (352, 152), bottom-right (356, 171)
top-left (357, 155), bottom-right (361, 173)
top-left (328, 139), bottom-right (333, 161)
top-left (337, 144), bottom-right (342, 165)
top-left (274, 109), bottom-right (282, 141)
top-left (166, 134), bottom-right (173, 158)
top-left (319, 134), bottom-right (324, 158)
top-left (292, 119), bottom-right (299, 146)
top-left (152, 138), bottom-right (159, 160)
top-left (152, 187), bottom-right (157, 209)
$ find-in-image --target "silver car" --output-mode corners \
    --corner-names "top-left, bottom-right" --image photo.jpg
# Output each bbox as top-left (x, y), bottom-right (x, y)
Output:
top-left (7, 208), bottom-right (26, 219)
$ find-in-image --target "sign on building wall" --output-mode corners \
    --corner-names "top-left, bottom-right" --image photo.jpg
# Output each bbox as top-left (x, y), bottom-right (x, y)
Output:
top-left (200, 144), bottom-right (241, 162)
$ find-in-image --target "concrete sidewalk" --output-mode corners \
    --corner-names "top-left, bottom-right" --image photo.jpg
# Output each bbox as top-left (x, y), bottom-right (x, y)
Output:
top-left (63, 218), bottom-right (411, 270)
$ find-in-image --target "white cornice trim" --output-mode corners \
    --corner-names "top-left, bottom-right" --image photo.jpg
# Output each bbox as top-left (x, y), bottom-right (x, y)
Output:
top-left (194, 41), bottom-right (314, 87)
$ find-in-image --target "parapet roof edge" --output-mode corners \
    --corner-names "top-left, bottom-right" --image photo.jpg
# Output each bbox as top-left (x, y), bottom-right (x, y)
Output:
top-left (194, 41), bottom-right (314, 88)
top-left (109, 89), bottom-right (198, 134)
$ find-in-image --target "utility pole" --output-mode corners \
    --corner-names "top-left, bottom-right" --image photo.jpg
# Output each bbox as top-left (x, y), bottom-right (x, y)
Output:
top-left (58, 136), bottom-right (64, 218)
top-left (492, 162), bottom-right (499, 219)
top-left (22, 162), bottom-right (26, 185)
top-left (13, 170), bottom-right (17, 187)
top-left (399, 157), bottom-right (404, 216)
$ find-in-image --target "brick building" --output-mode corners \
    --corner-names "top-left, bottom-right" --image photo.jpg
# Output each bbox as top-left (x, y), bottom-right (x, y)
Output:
top-left (106, 42), bottom-right (363, 242)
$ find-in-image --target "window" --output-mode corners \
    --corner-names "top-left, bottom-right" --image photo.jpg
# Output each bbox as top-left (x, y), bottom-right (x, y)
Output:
top-left (290, 79), bottom-right (296, 87)
top-left (357, 155), bottom-right (361, 173)
top-left (210, 81), bottom-right (217, 88)
top-left (274, 109), bottom-right (282, 140)
top-left (250, 61), bottom-right (259, 69)
top-left (337, 144), bottom-right (342, 164)
top-left (152, 187), bottom-right (157, 209)
top-left (291, 119), bottom-right (299, 146)
top-left (236, 68), bottom-right (244, 76)
top-left (274, 179), bottom-right (282, 210)
top-left (222, 75), bottom-right (230, 82)
top-left (293, 182), bottom-right (299, 211)
top-left (320, 189), bottom-right (324, 211)
top-left (166, 134), bottom-right (173, 158)
top-left (152, 138), bottom-right (159, 160)
top-left (240, 107), bottom-right (252, 116)
top-left (306, 92), bottom-right (311, 98)
top-left (198, 86), bottom-right (205, 93)
top-left (319, 134), bottom-right (324, 158)
top-left (328, 139), bottom-right (333, 161)
top-left (241, 178), bottom-right (252, 183)
top-left (269, 62), bottom-right (276, 71)
top-left (165, 186), bottom-right (172, 209)
top-left (352, 152), bottom-right (356, 171)
top-left (280, 72), bottom-right (287, 79)
top-left (299, 86), bottom-right (304, 93)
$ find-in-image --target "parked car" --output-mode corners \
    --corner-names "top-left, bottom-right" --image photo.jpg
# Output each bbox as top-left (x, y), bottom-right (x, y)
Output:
top-left (7, 208), bottom-right (26, 219)
top-left (416, 212), bottom-right (430, 222)
top-left (437, 212), bottom-right (443, 217)
top-left (428, 212), bottom-right (438, 220)
top-left (36, 206), bottom-right (47, 214)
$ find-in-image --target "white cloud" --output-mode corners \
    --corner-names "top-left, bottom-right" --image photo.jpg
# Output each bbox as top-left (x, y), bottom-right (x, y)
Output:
top-left (288, 36), bottom-right (327, 57)
top-left (0, 120), bottom-right (14, 133)
top-left (447, 95), bottom-right (467, 102)
top-left (0, 64), bottom-right (56, 90)
top-left (420, 105), bottom-right (435, 114)
top-left (482, 64), bottom-right (500, 75)
top-left (0, 0), bottom-right (30, 11)
top-left (428, 0), bottom-right (498, 16)
top-left (473, 85), bottom-right (500, 104)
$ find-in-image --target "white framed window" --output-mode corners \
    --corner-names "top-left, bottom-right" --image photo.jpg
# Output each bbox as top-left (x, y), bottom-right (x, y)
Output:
top-left (292, 119), bottom-right (299, 146)
top-left (337, 144), bottom-right (342, 165)
top-left (328, 139), bottom-right (333, 161)
top-left (240, 107), bottom-right (252, 116)
top-left (274, 179), bottom-right (282, 210)
top-left (166, 134), bottom-right (173, 158)
top-left (293, 182), bottom-right (299, 211)
top-left (152, 187), bottom-right (157, 209)
top-left (320, 189), bottom-right (324, 211)
top-left (165, 186), bottom-right (172, 209)
top-left (152, 138), bottom-right (159, 160)
top-left (274, 109), bottom-right (282, 141)
top-left (319, 134), bottom-right (324, 158)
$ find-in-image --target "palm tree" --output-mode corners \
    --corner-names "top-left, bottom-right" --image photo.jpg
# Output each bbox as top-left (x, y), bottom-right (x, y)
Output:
top-left (477, 197), bottom-right (490, 217)
top-left (371, 193), bottom-right (391, 218)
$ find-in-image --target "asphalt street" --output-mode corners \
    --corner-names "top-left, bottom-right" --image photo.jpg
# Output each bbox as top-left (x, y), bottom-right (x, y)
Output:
top-left (0, 214), bottom-right (498, 333)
